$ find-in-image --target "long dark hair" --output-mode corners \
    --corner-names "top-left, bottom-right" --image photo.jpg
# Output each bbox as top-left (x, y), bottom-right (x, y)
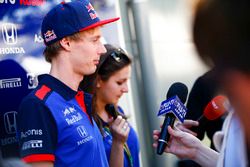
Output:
top-left (80, 44), bottom-right (132, 134)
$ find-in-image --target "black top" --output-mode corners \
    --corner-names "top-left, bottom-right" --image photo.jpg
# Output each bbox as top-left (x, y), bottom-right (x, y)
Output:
top-left (185, 69), bottom-right (224, 149)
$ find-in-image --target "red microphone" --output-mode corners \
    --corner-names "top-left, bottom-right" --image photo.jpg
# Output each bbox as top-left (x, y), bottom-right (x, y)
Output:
top-left (190, 95), bottom-right (229, 133)
top-left (199, 95), bottom-right (228, 121)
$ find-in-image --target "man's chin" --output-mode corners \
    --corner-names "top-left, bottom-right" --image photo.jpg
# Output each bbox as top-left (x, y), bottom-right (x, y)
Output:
top-left (86, 68), bottom-right (97, 75)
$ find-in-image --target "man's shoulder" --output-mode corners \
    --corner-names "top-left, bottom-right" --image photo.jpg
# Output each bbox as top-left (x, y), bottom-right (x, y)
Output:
top-left (20, 84), bottom-right (54, 108)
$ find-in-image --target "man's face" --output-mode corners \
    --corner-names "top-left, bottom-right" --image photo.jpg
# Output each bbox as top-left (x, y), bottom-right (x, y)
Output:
top-left (69, 27), bottom-right (106, 76)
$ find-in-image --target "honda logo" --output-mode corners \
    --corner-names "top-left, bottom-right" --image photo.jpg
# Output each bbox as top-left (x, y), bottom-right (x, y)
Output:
top-left (4, 111), bottom-right (17, 134)
top-left (77, 126), bottom-right (88, 138)
top-left (2, 23), bottom-right (17, 45)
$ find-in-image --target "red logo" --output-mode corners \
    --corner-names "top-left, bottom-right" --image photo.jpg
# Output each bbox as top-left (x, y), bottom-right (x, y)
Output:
top-left (19, 0), bottom-right (46, 6)
top-left (85, 2), bottom-right (97, 20)
top-left (44, 30), bottom-right (57, 42)
top-left (85, 3), bottom-right (94, 12)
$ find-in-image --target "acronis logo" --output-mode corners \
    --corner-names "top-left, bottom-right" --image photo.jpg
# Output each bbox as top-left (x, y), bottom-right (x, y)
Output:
top-left (19, 0), bottom-right (46, 6)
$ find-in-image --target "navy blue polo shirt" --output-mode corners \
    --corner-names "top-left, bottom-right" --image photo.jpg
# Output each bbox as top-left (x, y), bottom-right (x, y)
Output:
top-left (17, 74), bottom-right (108, 167)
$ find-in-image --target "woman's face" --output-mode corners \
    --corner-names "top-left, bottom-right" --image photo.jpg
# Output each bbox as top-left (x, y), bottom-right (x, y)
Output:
top-left (97, 65), bottom-right (131, 105)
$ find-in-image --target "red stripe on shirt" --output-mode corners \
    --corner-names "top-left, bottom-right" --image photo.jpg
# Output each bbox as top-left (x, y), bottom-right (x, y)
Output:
top-left (22, 154), bottom-right (55, 163)
top-left (75, 91), bottom-right (92, 124)
top-left (35, 85), bottom-right (51, 100)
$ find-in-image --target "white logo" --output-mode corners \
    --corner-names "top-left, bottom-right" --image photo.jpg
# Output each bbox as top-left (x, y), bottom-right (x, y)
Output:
top-left (4, 111), bottom-right (17, 134)
top-left (0, 78), bottom-right (22, 89)
top-left (2, 23), bottom-right (17, 45)
top-left (0, 23), bottom-right (25, 55)
top-left (27, 73), bottom-right (38, 89)
top-left (34, 34), bottom-right (43, 43)
top-left (20, 129), bottom-right (43, 139)
top-left (77, 126), bottom-right (88, 138)
top-left (63, 106), bottom-right (76, 116)
top-left (0, 0), bottom-right (16, 4)
top-left (1, 136), bottom-right (18, 146)
top-left (22, 140), bottom-right (43, 150)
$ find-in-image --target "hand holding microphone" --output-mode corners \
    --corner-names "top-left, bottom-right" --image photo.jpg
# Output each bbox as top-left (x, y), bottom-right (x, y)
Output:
top-left (156, 82), bottom-right (189, 155)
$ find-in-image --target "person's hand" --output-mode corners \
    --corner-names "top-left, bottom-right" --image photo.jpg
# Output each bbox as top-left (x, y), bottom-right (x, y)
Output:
top-left (153, 125), bottom-right (202, 160)
top-left (109, 115), bottom-right (130, 144)
top-left (175, 119), bottom-right (199, 136)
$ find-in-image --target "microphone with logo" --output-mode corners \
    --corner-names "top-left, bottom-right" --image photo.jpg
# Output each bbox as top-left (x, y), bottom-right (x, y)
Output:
top-left (192, 95), bottom-right (229, 131)
top-left (157, 82), bottom-right (188, 155)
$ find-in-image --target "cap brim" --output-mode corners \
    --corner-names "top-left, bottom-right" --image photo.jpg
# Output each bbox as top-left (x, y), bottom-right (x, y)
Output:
top-left (80, 17), bottom-right (120, 31)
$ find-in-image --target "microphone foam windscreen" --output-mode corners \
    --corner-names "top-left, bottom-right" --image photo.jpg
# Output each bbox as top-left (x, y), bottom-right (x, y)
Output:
top-left (203, 95), bottom-right (228, 120)
top-left (166, 82), bottom-right (188, 103)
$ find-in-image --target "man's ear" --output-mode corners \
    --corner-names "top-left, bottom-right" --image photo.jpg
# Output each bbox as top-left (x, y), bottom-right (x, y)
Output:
top-left (96, 76), bottom-right (102, 88)
top-left (59, 37), bottom-right (71, 51)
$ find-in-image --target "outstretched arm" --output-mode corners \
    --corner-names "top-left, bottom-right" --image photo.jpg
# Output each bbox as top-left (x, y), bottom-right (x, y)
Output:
top-left (153, 124), bottom-right (219, 167)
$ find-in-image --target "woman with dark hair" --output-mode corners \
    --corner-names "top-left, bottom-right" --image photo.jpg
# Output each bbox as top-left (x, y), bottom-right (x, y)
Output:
top-left (80, 44), bottom-right (140, 167)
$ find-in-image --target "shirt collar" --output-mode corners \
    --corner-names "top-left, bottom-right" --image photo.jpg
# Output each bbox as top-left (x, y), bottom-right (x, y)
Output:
top-left (38, 74), bottom-right (79, 101)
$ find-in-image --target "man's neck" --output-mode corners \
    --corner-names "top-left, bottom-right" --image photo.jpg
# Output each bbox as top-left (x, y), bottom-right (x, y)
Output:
top-left (50, 58), bottom-right (83, 91)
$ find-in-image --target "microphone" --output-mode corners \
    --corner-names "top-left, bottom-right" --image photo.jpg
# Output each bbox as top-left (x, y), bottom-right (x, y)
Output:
top-left (195, 95), bottom-right (229, 128)
top-left (157, 82), bottom-right (188, 155)
top-left (105, 104), bottom-right (119, 119)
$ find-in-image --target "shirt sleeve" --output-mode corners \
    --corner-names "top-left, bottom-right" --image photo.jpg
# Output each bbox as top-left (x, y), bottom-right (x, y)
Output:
top-left (17, 95), bottom-right (57, 163)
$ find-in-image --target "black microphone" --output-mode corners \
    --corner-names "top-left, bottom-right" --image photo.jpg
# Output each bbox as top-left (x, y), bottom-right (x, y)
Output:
top-left (157, 82), bottom-right (188, 155)
top-left (105, 104), bottom-right (119, 119)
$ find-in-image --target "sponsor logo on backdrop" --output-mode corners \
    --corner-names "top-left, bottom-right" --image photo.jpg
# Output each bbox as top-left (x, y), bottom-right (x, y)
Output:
top-left (0, 0), bottom-right (46, 6)
top-left (4, 111), bottom-right (17, 134)
top-left (1, 23), bottom-right (25, 55)
top-left (0, 78), bottom-right (22, 89)
top-left (19, 0), bottom-right (46, 6)
top-left (27, 73), bottom-right (38, 89)
top-left (1, 136), bottom-right (18, 146)
top-left (2, 23), bottom-right (17, 45)
top-left (34, 34), bottom-right (44, 43)
top-left (0, 0), bottom-right (16, 4)
top-left (1, 111), bottom-right (18, 145)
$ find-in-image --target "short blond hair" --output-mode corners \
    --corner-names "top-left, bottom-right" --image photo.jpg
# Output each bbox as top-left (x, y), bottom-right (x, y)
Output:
top-left (43, 28), bottom-right (98, 63)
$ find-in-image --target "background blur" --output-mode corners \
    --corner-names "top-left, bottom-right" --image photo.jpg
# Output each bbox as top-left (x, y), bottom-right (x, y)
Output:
top-left (0, 0), bottom-right (209, 166)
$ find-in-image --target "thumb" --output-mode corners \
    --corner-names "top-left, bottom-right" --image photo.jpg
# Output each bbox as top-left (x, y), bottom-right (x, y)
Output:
top-left (168, 126), bottom-right (184, 139)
